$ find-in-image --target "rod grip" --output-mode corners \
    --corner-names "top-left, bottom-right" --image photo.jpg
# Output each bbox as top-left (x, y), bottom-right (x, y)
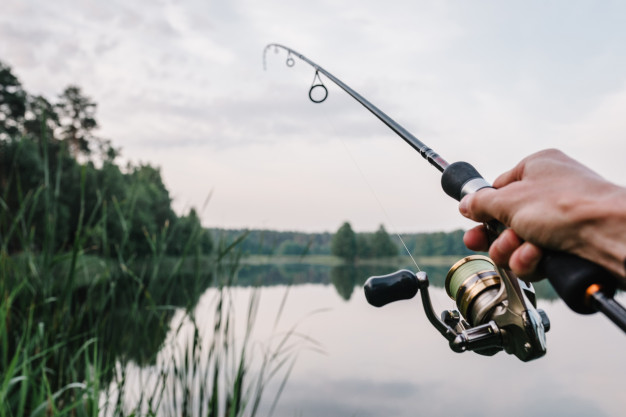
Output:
top-left (441, 161), bottom-right (617, 314)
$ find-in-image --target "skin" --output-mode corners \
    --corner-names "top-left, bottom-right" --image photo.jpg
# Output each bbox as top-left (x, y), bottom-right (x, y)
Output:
top-left (458, 149), bottom-right (626, 287)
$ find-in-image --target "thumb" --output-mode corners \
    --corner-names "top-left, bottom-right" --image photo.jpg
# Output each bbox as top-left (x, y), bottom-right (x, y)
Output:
top-left (459, 188), bottom-right (498, 222)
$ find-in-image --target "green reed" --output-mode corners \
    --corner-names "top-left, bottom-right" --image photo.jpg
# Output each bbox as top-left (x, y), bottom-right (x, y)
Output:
top-left (0, 136), bottom-right (305, 416)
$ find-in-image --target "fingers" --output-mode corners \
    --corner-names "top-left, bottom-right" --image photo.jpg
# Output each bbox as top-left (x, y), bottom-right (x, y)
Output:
top-left (492, 164), bottom-right (524, 189)
top-left (460, 183), bottom-right (524, 228)
top-left (488, 230), bottom-right (543, 278)
top-left (488, 228), bottom-right (521, 267)
top-left (492, 149), bottom-right (566, 189)
top-left (463, 225), bottom-right (490, 252)
top-left (459, 189), bottom-right (500, 222)
top-left (463, 223), bottom-right (543, 278)
top-left (509, 242), bottom-right (543, 279)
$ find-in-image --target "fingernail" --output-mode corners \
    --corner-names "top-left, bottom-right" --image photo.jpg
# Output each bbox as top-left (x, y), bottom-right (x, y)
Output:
top-left (459, 196), bottom-right (470, 216)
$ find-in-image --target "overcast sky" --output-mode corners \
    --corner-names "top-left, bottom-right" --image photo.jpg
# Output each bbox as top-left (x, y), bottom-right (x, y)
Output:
top-left (2, 0), bottom-right (625, 233)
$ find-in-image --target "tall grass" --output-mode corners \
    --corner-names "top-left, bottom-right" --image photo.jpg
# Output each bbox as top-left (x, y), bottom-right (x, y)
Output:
top-left (0, 136), bottom-right (306, 416)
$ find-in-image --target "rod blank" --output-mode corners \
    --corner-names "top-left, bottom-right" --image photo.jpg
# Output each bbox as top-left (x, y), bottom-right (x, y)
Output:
top-left (264, 43), bottom-right (449, 172)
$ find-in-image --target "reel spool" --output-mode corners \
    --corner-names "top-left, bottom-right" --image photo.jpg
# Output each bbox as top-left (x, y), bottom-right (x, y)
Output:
top-left (446, 255), bottom-right (503, 327)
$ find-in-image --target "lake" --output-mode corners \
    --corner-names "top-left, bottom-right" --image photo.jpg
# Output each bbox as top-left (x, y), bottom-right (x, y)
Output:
top-left (118, 262), bottom-right (625, 417)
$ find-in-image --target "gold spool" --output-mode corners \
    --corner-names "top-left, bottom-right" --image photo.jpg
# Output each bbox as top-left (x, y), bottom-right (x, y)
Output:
top-left (445, 255), bottom-right (501, 325)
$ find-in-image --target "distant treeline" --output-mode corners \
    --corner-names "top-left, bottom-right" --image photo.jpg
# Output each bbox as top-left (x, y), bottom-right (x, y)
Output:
top-left (211, 226), bottom-right (474, 259)
top-left (211, 229), bottom-right (333, 256)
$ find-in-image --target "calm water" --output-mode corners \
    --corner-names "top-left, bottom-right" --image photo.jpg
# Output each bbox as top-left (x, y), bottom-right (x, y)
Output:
top-left (128, 263), bottom-right (626, 417)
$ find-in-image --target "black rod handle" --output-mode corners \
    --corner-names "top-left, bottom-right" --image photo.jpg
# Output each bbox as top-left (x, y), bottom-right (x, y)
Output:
top-left (441, 161), bottom-right (618, 315)
top-left (538, 250), bottom-right (616, 314)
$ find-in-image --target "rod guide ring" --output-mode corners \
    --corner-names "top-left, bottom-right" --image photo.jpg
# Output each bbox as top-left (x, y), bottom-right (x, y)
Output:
top-left (309, 84), bottom-right (328, 103)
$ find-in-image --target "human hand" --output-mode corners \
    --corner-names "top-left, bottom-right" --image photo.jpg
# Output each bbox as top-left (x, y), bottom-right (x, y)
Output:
top-left (458, 149), bottom-right (626, 281)
top-left (462, 225), bottom-right (543, 279)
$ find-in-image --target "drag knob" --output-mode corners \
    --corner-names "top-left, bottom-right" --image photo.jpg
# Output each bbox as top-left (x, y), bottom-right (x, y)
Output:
top-left (364, 270), bottom-right (418, 307)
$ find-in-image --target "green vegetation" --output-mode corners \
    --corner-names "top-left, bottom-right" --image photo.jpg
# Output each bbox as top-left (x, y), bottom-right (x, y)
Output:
top-left (330, 222), bottom-right (472, 263)
top-left (331, 222), bottom-right (357, 262)
top-left (213, 225), bottom-right (474, 262)
top-left (211, 229), bottom-right (333, 256)
top-left (0, 61), bottom-right (211, 259)
top-left (0, 59), bottom-right (301, 416)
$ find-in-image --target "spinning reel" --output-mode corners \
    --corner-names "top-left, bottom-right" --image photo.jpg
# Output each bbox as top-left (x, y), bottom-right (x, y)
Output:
top-left (364, 255), bottom-right (550, 362)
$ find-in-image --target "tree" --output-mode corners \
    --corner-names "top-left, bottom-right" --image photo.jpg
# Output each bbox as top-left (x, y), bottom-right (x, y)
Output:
top-left (413, 233), bottom-right (434, 256)
top-left (0, 60), bottom-right (217, 261)
top-left (277, 240), bottom-right (307, 256)
top-left (23, 95), bottom-right (60, 143)
top-left (55, 85), bottom-right (98, 158)
top-left (356, 234), bottom-right (373, 258)
top-left (331, 222), bottom-right (357, 262)
top-left (167, 208), bottom-right (213, 256)
top-left (0, 61), bottom-right (27, 140)
top-left (124, 164), bottom-right (177, 256)
top-left (371, 224), bottom-right (398, 257)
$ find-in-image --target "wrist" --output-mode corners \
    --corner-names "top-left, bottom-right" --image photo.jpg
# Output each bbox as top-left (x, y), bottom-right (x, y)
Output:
top-left (575, 185), bottom-right (626, 280)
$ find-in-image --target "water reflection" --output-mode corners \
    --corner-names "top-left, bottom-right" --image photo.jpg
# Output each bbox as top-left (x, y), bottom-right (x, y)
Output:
top-left (81, 259), bottom-right (561, 391)
top-left (93, 271), bottom-right (214, 368)
top-left (236, 262), bottom-right (559, 302)
top-left (7, 258), bottom-right (216, 393)
top-left (222, 262), bottom-right (621, 417)
top-left (243, 284), bottom-right (625, 417)
top-left (330, 265), bottom-right (357, 300)
top-left (15, 257), bottom-right (607, 415)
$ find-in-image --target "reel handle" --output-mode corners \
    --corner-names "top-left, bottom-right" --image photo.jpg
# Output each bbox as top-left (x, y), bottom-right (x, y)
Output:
top-left (364, 269), bottom-right (419, 307)
top-left (441, 161), bottom-right (618, 314)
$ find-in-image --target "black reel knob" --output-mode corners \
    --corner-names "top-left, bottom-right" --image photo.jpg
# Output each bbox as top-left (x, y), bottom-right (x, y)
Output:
top-left (364, 269), bottom-right (418, 307)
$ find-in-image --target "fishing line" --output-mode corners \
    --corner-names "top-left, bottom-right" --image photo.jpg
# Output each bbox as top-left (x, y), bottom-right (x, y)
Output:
top-left (316, 104), bottom-right (421, 272)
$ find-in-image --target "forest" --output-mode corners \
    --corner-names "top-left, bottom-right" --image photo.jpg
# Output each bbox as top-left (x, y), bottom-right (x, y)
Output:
top-left (0, 60), bottom-right (212, 259)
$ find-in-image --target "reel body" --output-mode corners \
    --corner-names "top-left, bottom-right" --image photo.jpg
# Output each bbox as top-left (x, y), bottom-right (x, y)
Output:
top-left (364, 255), bottom-right (550, 362)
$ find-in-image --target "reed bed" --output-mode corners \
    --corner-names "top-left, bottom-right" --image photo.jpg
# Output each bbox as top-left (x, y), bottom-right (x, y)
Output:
top-left (0, 137), bottom-right (306, 416)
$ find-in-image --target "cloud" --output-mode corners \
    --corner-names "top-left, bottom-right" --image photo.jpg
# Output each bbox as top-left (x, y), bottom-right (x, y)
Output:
top-left (2, 0), bottom-right (626, 231)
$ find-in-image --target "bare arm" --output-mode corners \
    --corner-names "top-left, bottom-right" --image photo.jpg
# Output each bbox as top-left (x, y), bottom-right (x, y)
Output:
top-left (458, 149), bottom-right (626, 286)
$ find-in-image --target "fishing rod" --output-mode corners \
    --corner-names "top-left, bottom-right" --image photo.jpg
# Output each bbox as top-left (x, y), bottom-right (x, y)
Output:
top-left (263, 43), bottom-right (626, 360)
top-left (263, 44), bottom-right (449, 172)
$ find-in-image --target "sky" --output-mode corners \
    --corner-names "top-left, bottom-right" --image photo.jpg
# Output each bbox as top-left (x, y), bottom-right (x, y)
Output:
top-left (1, 0), bottom-right (626, 233)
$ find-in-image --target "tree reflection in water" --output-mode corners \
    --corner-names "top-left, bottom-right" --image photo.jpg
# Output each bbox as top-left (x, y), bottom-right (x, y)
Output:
top-left (236, 261), bottom-right (558, 302)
